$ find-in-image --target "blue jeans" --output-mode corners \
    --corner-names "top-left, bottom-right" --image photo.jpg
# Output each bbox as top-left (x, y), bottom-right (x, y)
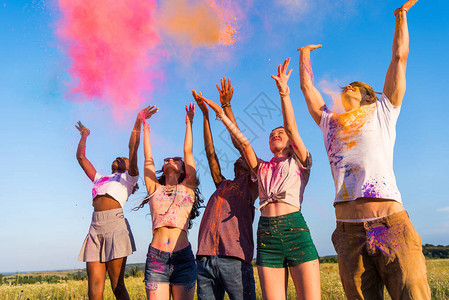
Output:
top-left (144, 244), bottom-right (197, 291)
top-left (196, 256), bottom-right (256, 300)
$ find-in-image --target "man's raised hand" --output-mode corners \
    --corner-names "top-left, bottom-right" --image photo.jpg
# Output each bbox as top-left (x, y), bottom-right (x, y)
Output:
top-left (192, 90), bottom-right (209, 115)
top-left (395, 0), bottom-right (418, 15)
top-left (216, 77), bottom-right (234, 107)
top-left (297, 44), bottom-right (322, 53)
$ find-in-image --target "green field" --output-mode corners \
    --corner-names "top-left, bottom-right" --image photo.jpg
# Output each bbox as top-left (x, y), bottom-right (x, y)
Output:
top-left (1, 259), bottom-right (448, 299)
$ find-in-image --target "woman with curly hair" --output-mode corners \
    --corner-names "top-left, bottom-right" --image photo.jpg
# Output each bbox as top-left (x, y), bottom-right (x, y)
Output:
top-left (75, 105), bottom-right (154, 300)
top-left (135, 103), bottom-right (202, 300)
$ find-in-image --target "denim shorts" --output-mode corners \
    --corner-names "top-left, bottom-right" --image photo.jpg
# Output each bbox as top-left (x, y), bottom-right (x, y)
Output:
top-left (144, 244), bottom-right (197, 291)
top-left (257, 211), bottom-right (319, 268)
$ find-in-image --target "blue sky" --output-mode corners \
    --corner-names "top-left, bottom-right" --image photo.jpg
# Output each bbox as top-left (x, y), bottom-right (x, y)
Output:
top-left (1, 0), bottom-right (448, 273)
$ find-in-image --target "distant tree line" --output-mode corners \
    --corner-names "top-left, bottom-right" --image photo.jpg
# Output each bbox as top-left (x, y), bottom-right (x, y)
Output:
top-left (422, 244), bottom-right (449, 259)
top-left (0, 271), bottom-right (87, 285)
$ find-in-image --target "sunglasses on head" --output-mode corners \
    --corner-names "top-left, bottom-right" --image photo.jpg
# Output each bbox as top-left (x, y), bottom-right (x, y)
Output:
top-left (164, 157), bottom-right (182, 162)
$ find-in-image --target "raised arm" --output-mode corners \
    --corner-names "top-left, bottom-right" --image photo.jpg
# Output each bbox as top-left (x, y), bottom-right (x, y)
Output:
top-left (383, 0), bottom-right (417, 106)
top-left (128, 113), bottom-right (143, 177)
top-left (141, 106), bottom-right (159, 195)
top-left (184, 103), bottom-right (198, 188)
top-left (298, 45), bottom-right (326, 126)
top-left (200, 95), bottom-right (259, 172)
top-left (216, 77), bottom-right (241, 153)
top-left (75, 121), bottom-right (97, 181)
top-left (271, 58), bottom-right (309, 166)
top-left (192, 91), bottom-right (225, 187)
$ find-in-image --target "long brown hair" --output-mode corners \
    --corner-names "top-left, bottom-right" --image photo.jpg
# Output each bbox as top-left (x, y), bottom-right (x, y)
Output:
top-left (133, 160), bottom-right (203, 230)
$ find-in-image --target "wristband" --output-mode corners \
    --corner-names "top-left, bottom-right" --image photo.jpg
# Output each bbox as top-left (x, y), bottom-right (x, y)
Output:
top-left (221, 103), bottom-right (231, 108)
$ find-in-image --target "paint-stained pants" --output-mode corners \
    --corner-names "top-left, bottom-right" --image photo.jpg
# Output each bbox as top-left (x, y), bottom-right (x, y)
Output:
top-left (196, 256), bottom-right (256, 300)
top-left (332, 210), bottom-right (431, 300)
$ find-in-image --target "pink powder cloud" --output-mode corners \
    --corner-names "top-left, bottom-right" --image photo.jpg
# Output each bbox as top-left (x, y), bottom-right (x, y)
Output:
top-left (57, 0), bottom-right (161, 120)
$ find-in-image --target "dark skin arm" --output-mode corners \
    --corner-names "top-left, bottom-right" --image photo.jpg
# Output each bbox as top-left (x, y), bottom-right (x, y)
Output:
top-left (200, 96), bottom-right (259, 174)
top-left (192, 90), bottom-right (226, 187)
top-left (75, 121), bottom-right (97, 182)
top-left (217, 77), bottom-right (242, 153)
top-left (128, 114), bottom-right (142, 177)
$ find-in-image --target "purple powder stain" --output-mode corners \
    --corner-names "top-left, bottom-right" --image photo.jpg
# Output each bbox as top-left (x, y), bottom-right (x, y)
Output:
top-left (362, 181), bottom-right (380, 198)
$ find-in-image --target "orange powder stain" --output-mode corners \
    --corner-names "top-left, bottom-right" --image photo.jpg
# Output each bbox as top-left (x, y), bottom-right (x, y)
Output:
top-left (346, 140), bottom-right (357, 149)
top-left (332, 104), bottom-right (376, 149)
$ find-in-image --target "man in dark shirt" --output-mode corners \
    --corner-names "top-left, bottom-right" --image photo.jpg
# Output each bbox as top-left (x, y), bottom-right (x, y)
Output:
top-left (192, 78), bottom-right (258, 300)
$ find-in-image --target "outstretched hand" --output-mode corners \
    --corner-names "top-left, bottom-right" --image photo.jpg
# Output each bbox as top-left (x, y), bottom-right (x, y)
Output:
top-left (75, 121), bottom-right (90, 136)
top-left (192, 90), bottom-right (208, 115)
top-left (271, 58), bottom-right (293, 95)
top-left (395, 0), bottom-right (418, 15)
top-left (216, 77), bottom-right (234, 107)
top-left (186, 102), bottom-right (195, 124)
top-left (297, 44), bottom-right (322, 52)
top-left (200, 96), bottom-right (223, 117)
top-left (138, 105), bottom-right (158, 120)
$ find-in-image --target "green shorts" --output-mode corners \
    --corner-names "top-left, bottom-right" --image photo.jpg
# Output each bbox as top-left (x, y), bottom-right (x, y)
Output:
top-left (256, 211), bottom-right (319, 268)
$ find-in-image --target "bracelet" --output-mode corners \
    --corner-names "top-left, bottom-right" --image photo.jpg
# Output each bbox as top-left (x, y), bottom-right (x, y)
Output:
top-left (132, 130), bottom-right (141, 133)
top-left (221, 103), bottom-right (231, 108)
top-left (215, 112), bottom-right (225, 121)
top-left (79, 143), bottom-right (85, 146)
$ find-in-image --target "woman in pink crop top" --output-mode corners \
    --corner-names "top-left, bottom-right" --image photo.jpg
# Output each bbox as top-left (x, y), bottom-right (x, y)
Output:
top-left (200, 59), bottom-right (321, 299)
top-left (134, 103), bottom-right (203, 300)
top-left (76, 105), bottom-right (157, 300)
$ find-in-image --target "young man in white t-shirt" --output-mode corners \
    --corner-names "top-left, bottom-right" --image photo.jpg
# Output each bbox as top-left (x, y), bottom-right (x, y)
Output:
top-left (298, 0), bottom-right (431, 299)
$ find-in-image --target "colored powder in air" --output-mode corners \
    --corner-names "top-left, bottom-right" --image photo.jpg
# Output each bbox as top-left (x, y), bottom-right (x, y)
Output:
top-left (157, 0), bottom-right (239, 47)
top-left (318, 80), bottom-right (344, 113)
top-left (57, 0), bottom-right (161, 119)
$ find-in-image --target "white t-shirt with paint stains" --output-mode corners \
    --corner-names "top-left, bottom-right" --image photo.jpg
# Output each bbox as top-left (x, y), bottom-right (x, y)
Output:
top-left (92, 171), bottom-right (139, 208)
top-left (319, 94), bottom-right (402, 204)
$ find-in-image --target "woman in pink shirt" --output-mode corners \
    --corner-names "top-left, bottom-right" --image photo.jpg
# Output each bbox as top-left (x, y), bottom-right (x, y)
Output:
top-left (200, 59), bottom-right (320, 300)
top-left (134, 103), bottom-right (203, 300)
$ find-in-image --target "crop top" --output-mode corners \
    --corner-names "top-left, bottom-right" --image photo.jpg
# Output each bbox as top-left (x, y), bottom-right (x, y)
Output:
top-left (148, 184), bottom-right (196, 232)
top-left (257, 152), bottom-right (312, 210)
top-left (92, 171), bottom-right (139, 208)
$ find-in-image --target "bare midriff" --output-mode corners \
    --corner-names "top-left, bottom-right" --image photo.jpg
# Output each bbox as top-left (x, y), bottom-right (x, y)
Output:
top-left (335, 197), bottom-right (404, 220)
top-left (151, 227), bottom-right (190, 252)
top-left (261, 201), bottom-right (299, 217)
top-left (93, 194), bottom-right (122, 212)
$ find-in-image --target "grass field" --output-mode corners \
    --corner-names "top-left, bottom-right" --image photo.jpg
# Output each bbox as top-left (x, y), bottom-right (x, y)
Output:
top-left (1, 259), bottom-right (448, 299)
